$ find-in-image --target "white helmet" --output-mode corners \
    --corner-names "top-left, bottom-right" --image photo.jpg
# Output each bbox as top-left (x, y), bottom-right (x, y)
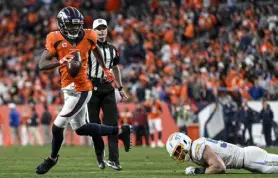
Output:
top-left (166, 132), bottom-right (192, 162)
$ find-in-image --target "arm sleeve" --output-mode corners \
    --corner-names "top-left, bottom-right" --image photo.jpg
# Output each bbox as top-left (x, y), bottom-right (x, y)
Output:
top-left (113, 47), bottom-right (120, 66)
top-left (89, 30), bottom-right (98, 50)
top-left (45, 33), bottom-right (57, 54)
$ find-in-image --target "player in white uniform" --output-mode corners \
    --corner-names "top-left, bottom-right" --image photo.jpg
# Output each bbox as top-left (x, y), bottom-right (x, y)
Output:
top-left (166, 132), bottom-right (278, 174)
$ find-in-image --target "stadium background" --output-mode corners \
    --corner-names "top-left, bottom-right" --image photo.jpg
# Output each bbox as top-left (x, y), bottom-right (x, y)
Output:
top-left (0, 0), bottom-right (278, 147)
top-left (1, 0), bottom-right (278, 178)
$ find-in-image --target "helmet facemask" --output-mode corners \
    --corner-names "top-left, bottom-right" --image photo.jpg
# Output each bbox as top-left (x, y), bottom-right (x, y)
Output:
top-left (166, 133), bottom-right (192, 164)
top-left (171, 144), bottom-right (191, 163)
top-left (62, 20), bottom-right (83, 39)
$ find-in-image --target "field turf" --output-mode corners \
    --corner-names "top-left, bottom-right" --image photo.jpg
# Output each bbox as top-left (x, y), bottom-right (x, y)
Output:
top-left (0, 146), bottom-right (278, 178)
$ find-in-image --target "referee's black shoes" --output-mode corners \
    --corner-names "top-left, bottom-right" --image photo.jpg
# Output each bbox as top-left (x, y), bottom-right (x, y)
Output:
top-left (106, 160), bottom-right (122, 171)
top-left (98, 160), bottom-right (106, 169)
top-left (118, 125), bottom-right (132, 152)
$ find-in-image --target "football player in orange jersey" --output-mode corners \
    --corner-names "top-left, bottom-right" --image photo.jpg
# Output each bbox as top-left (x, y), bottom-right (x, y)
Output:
top-left (145, 97), bottom-right (164, 148)
top-left (36, 7), bottom-right (131, 175)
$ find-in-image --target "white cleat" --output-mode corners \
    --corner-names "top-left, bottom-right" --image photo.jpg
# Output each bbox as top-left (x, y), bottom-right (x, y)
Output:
top-left (151, 142), bottom-right (156, 148)
top-left (157, 140), bottom-right (165, 147)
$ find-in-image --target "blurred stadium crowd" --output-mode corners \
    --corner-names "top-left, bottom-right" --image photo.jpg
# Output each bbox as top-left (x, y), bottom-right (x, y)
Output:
top-left (1, 0), bottom-right (278, 146)
top-left (1, 0), bottom-right (278, 106)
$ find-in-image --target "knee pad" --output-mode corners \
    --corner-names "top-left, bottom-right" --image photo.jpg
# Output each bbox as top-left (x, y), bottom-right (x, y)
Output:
top-left (52, 124), bottom-right (64, 135)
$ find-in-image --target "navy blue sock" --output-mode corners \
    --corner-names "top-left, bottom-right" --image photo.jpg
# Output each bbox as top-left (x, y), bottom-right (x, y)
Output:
top-left (76, 123), bottom-right (118, 136)
top-left (50, 124), bottom-right (64, 159)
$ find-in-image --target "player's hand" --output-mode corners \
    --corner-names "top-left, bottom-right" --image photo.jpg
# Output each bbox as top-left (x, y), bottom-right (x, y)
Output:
top-left (103, 68), bottom-right (115, 82)
top-left (185, 166), bottom-right (196, 175)
top-left (59, 49), bottom-right (79, 64)
top-left (119, 90), bottom-right (128, 102)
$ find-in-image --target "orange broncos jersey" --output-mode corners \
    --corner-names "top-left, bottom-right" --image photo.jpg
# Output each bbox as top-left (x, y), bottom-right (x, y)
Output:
top-left (45, 29), bottom-right (97, 91)
top-left (145, 100), bottom-right (162, 120)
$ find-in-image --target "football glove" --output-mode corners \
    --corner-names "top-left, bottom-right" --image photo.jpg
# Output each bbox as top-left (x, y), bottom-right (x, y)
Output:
top-left (103, 68), bottom-right (114, 82)
top-left (185, 166), bottom-right (196, 175)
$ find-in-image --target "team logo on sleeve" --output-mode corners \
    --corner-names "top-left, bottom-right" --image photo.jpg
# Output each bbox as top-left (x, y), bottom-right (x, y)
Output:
top-left (195, 144), bottom-right (201, 155)
top-left (62, 43), bottom-right (67, 48)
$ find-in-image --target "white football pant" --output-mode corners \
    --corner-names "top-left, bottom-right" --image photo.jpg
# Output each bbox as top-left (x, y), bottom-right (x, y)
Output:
top-left (244, 146), bottom-right (278, 173)
top-left (54, 90), bottom-right (92, 130)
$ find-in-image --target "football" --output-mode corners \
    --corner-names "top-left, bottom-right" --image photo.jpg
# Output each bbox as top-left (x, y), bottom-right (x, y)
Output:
top-left (66, 51), bottom-right (82, 78)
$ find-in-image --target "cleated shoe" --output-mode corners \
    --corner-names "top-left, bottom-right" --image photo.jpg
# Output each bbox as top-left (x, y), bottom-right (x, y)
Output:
top-left (118, 125), bottom-right (132, 152)
top-left (106, 160), bottom-right (122, 171)
top-left (98, 160), bottom-right (106, 169)
top-left (36, 155), bottom-right (59, 174)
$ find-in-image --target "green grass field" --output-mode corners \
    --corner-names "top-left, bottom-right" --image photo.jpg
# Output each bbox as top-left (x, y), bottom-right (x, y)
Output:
top-left (0, 146), bottom-right (278, 178)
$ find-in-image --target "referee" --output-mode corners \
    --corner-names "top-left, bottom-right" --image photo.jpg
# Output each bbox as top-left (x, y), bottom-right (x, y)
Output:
top-left (87, 19), bottom-right (128, 170)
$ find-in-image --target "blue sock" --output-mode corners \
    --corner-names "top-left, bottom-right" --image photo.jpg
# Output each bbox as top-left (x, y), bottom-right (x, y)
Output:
top-left (50, 124), bottom-right (64, 159)
top-left (76, 123), bottom-right (118, 136)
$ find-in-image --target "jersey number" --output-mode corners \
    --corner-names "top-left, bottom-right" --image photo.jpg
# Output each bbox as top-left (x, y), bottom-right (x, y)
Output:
top-left (174, 134), bottom-right (181, 140)
top-left (206, 139), bottom-right (227, 148)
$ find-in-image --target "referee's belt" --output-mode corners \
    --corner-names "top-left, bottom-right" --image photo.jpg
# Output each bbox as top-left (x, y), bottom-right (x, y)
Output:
top-left (90, 77), bottom-right (111, 84)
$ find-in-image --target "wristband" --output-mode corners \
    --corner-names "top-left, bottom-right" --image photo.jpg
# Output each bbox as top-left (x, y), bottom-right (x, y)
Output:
top-left (194, 168), bottom-right (206, 174)
top-left (118, 86), bottom-right (123, 91)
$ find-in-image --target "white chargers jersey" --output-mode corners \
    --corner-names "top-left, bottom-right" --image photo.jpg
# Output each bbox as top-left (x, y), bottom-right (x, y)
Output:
top-left (191, 137), bottom-right (244, 169)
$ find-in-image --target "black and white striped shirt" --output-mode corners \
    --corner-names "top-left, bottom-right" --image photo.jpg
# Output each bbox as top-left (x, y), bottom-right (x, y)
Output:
top-left (88, 41), bottom-right (120, 79)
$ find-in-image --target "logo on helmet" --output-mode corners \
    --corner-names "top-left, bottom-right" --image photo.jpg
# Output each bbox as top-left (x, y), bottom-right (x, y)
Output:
top-left (57, 11), bottom-right (68, 21)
